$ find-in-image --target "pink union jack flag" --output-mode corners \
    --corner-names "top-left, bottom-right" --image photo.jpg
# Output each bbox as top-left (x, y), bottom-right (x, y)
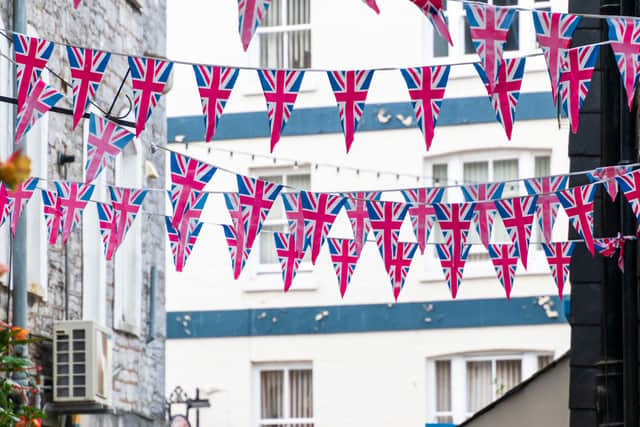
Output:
top-left (193, 65), bottom-right (239, 142)
top-left (524, 176), bottom-right (568, 244)
top-left (41, 190), bottom-right (62, 245)
top-left (488, 243), bottom-right (519, 299)
top-left (236, 175), bottom-right (283, 252)
top-left (85, 113), bottom-right (134, 183)
top-left (464, 3), bottom-right (516, 91)
top-left (128, 56), bottom-right (174, 137)
top-left (6, 177), bottom-right (39, 236)
top-left (282, 192), bottom-right (308, 254)
top-left (55, 181), bottom-right (95, 245)
top-left (607, 17), bottom-right (640, 110)
top-left (541, 241), bottom-right (575, 299)
top-left (327, 70), bottom-right (375, 153)
top-left (588, 165), bottom-right (633, 202)
top-left (367, 200), bottom-right (410, 272)
top-left (401, 187), bottom-right (445, 254)
top-left (274, 231), bottom-right (305, 292)
top-left (97, 202), bottom-right (118, 260)
top-left (13, 33), bottom-right (55, 111)
top-left (532, 11), bottom-right (582, 105)
top-left (559, 45), bottom-right (600, 134)
top-left (223, 223), bottom-right (251, 280)
top-left (363, 0), bottom-right (380, 14)
top-left (15, 79), bottom-right (64, 145)
top-left (461, 183), bottom-right (504, 250)
top-left (436, 234), bottom-right (472, 299)
top-left (475, 57), bottom-right (526, 140)
top-left (0, 184), bottom-right (10, 228)
top-left (165, 216), bottom-right (204, 273)
top-left (301, 191), bottom-right (346, 265)
top-left (617, 170), bottom-right (640, 226)
top-left (495, 196), bottom-right (538, 270)
top-left (400, 66), bottom-right (450, 151)
top-left (343, 191), bottom-right (382, 255)
top-left (594, 234), bottom-right (626, 273)
top-left (379, 230), bottom-right (419, 301)
top-left (66, 46), bottom-right (111, 130)
top-left (109, 186), bottom-right (148, 250)
top-left (408, 0), bottom-right (453, 46)
top-left (73, 0), bottom-right (81, 8)
top-left (170, 151), bottom-right (217, 229)
top-left (327, 237), bottom-right (360, 298)
top-left (556, 184), bottom-right (597, 256)
top-left (257, 69), bottom-right (305, 152)
top-left (238, 0), bottom-right (272, 51)
top-left (433, 203), bottom-right (476, 260)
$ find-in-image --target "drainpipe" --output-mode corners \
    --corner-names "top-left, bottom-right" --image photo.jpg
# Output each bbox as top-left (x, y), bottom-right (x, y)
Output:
top-left (146, 265), bottom-right (157, 344)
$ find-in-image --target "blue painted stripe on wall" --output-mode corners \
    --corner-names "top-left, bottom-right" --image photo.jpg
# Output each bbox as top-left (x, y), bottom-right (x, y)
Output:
top-left (167, 296), bottom-right (568, 339)
top-left (168, 92), bottom-right (556, 143)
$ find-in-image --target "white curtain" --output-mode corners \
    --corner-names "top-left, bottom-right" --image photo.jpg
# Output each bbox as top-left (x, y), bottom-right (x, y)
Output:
top-left (535, 156), bottom-right (551, 178)
top-left (496, 360), bottom-right (522, 397)
top-left (290, 369), bottom-right (313, 422)
top-left (466, 361), bottom-right (492, 413)
top-left (463, 161), bottom-right (489, 185)
top-left (260, 370), bottom-right (284, 420)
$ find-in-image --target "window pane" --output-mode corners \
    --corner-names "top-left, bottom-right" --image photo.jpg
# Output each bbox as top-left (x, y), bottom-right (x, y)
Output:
top-left (437, 416), bottom-right (454, 423)
top-left (260, 224), bottom-right (284, 264)
top-left (263, 0), bottom-right (282, 26)
top-left (287, 174), bottom-right (310, 190)
top-left (535, 156), bottom-right (551, 177)
top-left (261, 370), bottom-right (284, 419)
top-left (464, 161), bottom-right (489, 184)
top-left (466, 361), bottom-right (492, 412)
top-left (436, 360), bottom-right (452, 412)
top-left (496, 359), bottom-right (522, 398)
top-left (288, 30), bottom-right (312, 68)
top-left (260, 32), bottom-right (284, 68)
top-left (494, 159), bottom-right (518, 197)
top-left (287, 0), bottom-right (310, 25)
top-left (538, 354), bottom-right (553, 370)
top-left (290, 369), bottom-right (313, 418)
top-left (432, 164), bottom-right (448, 203)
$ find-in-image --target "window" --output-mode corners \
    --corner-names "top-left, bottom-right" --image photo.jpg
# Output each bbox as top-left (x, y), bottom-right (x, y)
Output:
top-left (432, 163), bottom-right (448, 201)
top-left (256, 0), bottom-right (311, 68)
top-left (534, 155), bottom-right (551, 178)
top-left (255, 364), bottom-right (314, 426)
top-left (434, 360), bottom-right (454, 423)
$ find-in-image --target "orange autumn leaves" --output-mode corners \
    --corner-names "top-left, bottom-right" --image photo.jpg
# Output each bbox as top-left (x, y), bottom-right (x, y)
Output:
top-left (0, 150), bottom-right (31, 190)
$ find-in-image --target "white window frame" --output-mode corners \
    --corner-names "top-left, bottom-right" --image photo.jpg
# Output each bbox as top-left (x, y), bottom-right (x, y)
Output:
top-left (253, 362), bottom-right (314, 427)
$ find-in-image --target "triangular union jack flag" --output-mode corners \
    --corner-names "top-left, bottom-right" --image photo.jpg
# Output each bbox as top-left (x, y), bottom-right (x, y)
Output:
top-left (343, 191), bottom-right (382, 255)
top-left (541, 241), bottom-right (575, 299)
top-left (301, 191), bottom-right (345, 265)
top-left (193, 65), bottom-right (239, 142)
top-left (12, 33), bottom-right (55, 111)
top-left (282, 192), bottom-right (309, 255)
top-left (55, 181), bottom-right (95, 245)
top-left (464, 2), bottom-right (516, 90)
top-left (524, 175), bottom-right (568, 244)
top-left (378, 230), bottom-right (419, 301)
top-left (327, 70), bottom-right (375, 153)
top-left (433, 203), bottom-right (476, 259)
top-left (559, 45), bottom-right (600, 134)
top-left (401, 187), bottom-right (445, 254)
top-left (400, 66), bottom-right (450, 151)
top-left (128, 56), bottom-right (174, 137)
top-left (367, 200), bottom-right (410, 272)
top-left (0, 184), bottom-right (10, 228)
top-left (617, 170), bottom-right (640, 228)
top-left (474, 57), bottom-right (526, 140)
top-left (488, 243), bottom-right (519, 300)
top-left (7, 177), bottom-right (39, 236)
top-left (461, 183), bottom-right (504, 250)
top-left (532, 11), bottom-right (581, 105)
top-left (73, 0), bottom-right (81, 8)
top-left (66, 46), bottom-right (111, 129)
top-left (170, 151), bottom-right (217, 229)
top-left (223, 192), bottom-right (250, 280)
top-left (556, 184), bottom-right (597, 256)
top-left (588, 165), bottom-right (633, 202)
top-left (274, 231), bottom-right (305, 292)
top-left (41, 190), bottom-right (62, 245)
top-left (257, 69), bottom-right (305, 152)
top-left (238, 0), bottom-right (272, 51)
top-left (109, 186), bottom-right (148, 250)
top-left (436, 235), bottom-right (472, 299)
top-left (408, 0), bottom-right (453, 46)
top-left (97, 202), bottom-right (118, 260)
top-left (165, 216), bottom-right (204, 273)
top-left (495, 196), bottom-right (538, 270)
top-left (15, 79), bottom-right (64, 145)
top-left (594, 234), bottom-right (626, 273)
top-left (606, 17), bottom-right (640, 110)
top-left (85, 113), bottom-right (134, 183)
top-left (235, 175), bottom-right (283, 252)
top-left (327, 237), bottom-right (360, 298)
top-left (363, 0), bottom-right (380, 14)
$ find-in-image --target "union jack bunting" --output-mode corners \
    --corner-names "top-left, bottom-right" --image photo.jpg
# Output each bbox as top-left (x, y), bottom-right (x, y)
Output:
top-left (236, 175), bottom-right (283, 252)
top-left (588, 165), bottom-right (633, 202)
top-left (165, 216), bottom-right (203, 273)
top-left (109, 186), bottom-right (148, 250)
top-left (461, 183), bottom-right (504, 250)
top-left (474, 57), bottom-right (526, 140)
top-left (378, 230), bottom-right (419, 301)
top-left (73, 0), bottom-right (81, 8)
top-left (327, 237), bottom-right (360, 298)
top-left (55, 181), bottom-right (95, 245)
top-left (282, 192), bottom-right (308, 254)
top-left (408, 0), bottom-right (453, 46)
top-left (327, 70), bottom-right (375, 153)
top-left (223, 223), bottom-right (251, 280)
top-left (13, 33), bottom-right (55, 111)
top-left (400, 66), bottom-right (450, 151)
top-left (363, 0), bottom-right (380, 14)
top-left (488, 243), bottom-right (519, 299)
top-left (301, 191), bottom-right (346, 265)
top-left (541, 241), bottom-right (575, 299)
top-left (401, 187), bottom-right (445, 254)
top-left (594, 234), bottom-right (626, 273)
top-left (6, 177), bottom-right (39, 236)
top-left (433, 203), bottom-right (476, 262)
top-left (66, 46), bottom-right (111, 129)
top-left (367, 200), bottom-right (410, 272)
top-left (464, 3), bottom-right (516, 90)
top-left (41, 190), bottom-right (62, 245)
top-left (606, 18), bottom-right (640, 110)
top-left (559, 45), bottom-right (600, 134)
top-left (193, 65), bottom-right (239, 142)
top-left (617, 170), bottom-right (640, 226)
top-left (96, 202), bottom-right (118, 260)
top-left (494, 196), bottom-right (538, 270)
top-left (15, 79), bottom-right (64, 145)
top-left (532, 11), bottom-right (582, 105)
top-left (170, 151), bottom-right (217, 229)
top-left (85, 113), bottom-right (134, 183)
top-left (556, 184), bottom-right (597, 255)
top-left (274, 231), bottom-right (305, 292)
top-left (0, 184), bottom-right (10, 228)
top-left (257, 69), bottom-right (305, 152)
top-left (436, 235), bottom-right (472, 299)
top-left (343, 191), bottom-right (382, 255)
top-left (238, 0), bottom-right (272, 51)
top-left (524, 176), bottom-right (568, 244)
top-left (128, 56), bottom-right (174, 137)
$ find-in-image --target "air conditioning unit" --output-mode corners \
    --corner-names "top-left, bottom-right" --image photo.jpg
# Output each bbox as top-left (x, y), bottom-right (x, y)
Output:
top-left (53, 321), bottom-right (112, 406)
